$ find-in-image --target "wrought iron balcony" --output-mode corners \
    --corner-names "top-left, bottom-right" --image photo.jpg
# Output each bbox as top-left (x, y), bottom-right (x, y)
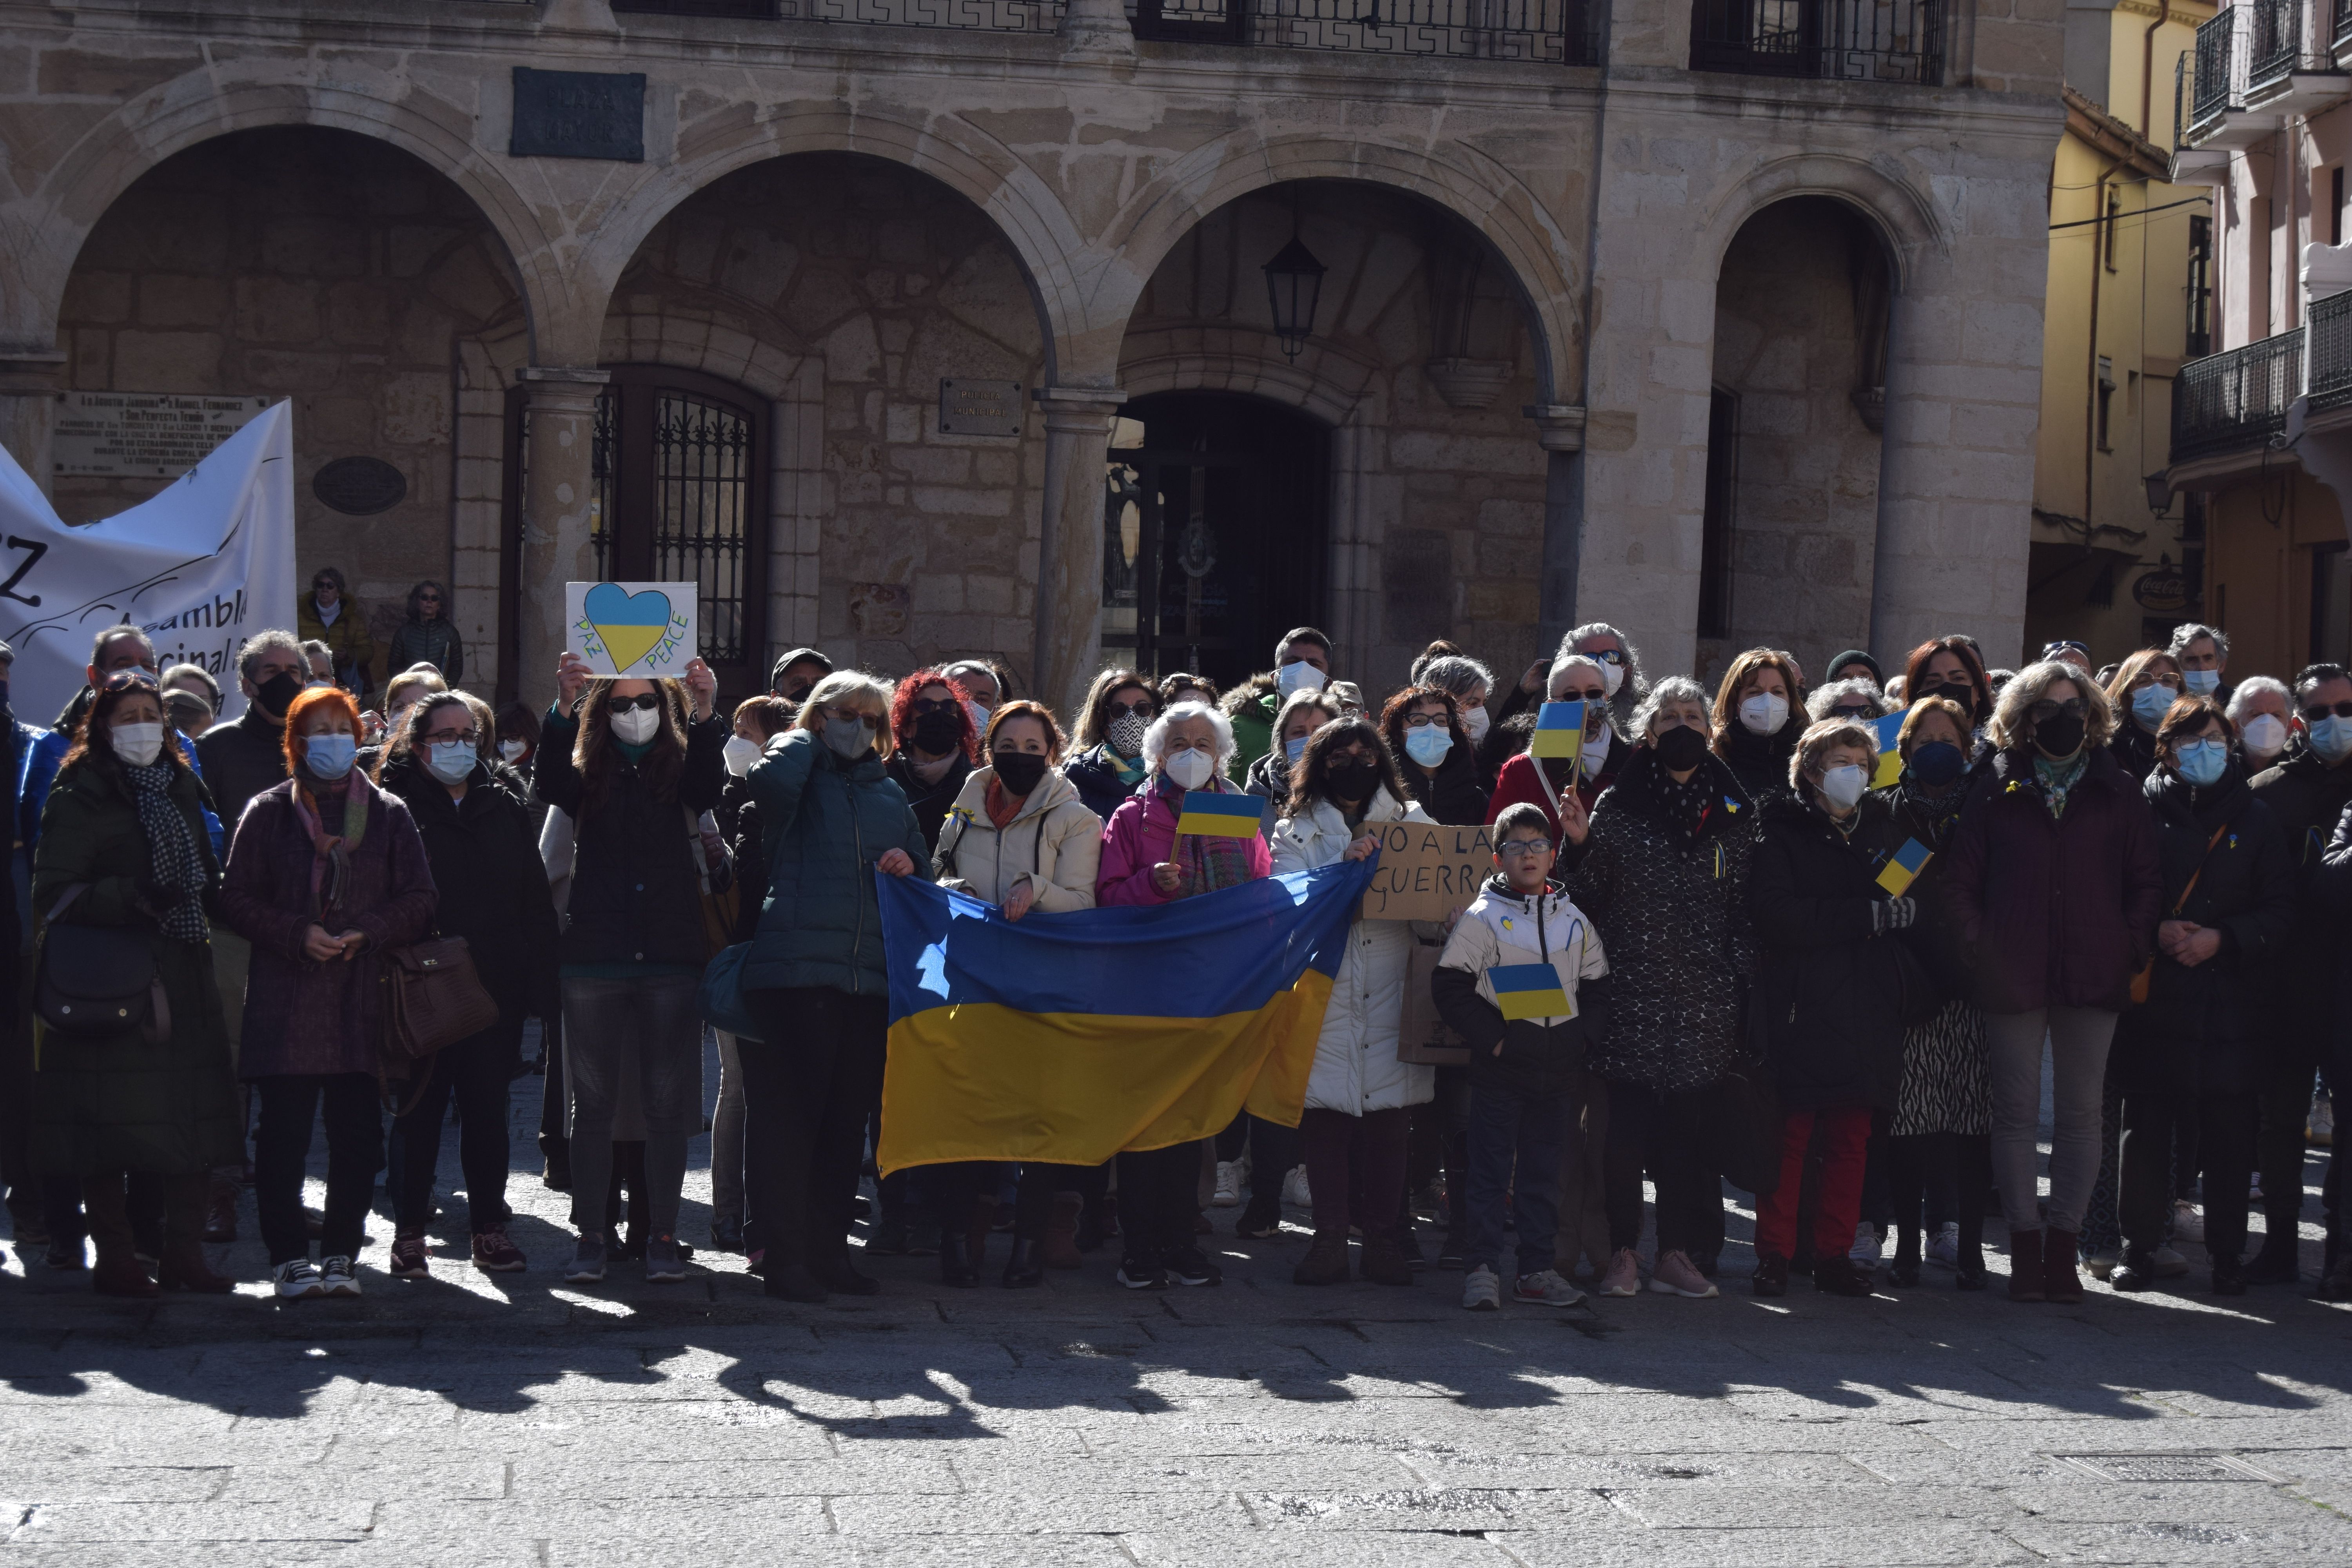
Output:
top-left (1126, 0), bottom-right (1602, 64)
top-left (2247, 0), bottom-right (2348, 109)
top-left (2308, 289), bottom-right (2352, 413)
top-left (2338, 0), bottom-right (2352, 50)
top-left (613, 0), bottom-right (1063, 29)
top-left (2171, 328), bottom-right (2304, 463)
top-left (1688, 0), bottom-right (1945, 85)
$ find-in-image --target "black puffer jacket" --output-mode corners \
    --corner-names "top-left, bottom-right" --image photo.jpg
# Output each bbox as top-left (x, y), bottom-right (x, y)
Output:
top-left (1565, 744), bottom-right (1759, 1093)
top-left (2251, 744), bottom-right (2352, 1067)
top-left (378, 751), bottom-right (561, 1026)
top-left (1396, 741), bottom-right (1490, 826)
top-left (886, 750), bottom-right (972, 855)
top-left (1717, 721), bottom-right (1800, 809)
top-left (1747, 793), bottom-right (1931, 1112)
top-left (2114, 767), bottom-right (2295, 1097)
top-left (531, 707), bottom-right (728, 967)
top-left (718, 773), bottom-right (769, 944)
top-left (2109, 720), bottom-right (2159, 783)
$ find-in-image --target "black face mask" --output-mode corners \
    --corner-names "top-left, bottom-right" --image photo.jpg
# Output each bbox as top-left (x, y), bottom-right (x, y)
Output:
top-left (912, 710), bottom-right (962, 755)
top-left (991, 751), bottom-right (1048, 797)
top-left (1907, 741), bottom-right (1967, 787)
top-left (254, 671), bottom-right (301, 720)
top-left (1652, 724), bottom-right (1709, 771)
top-left (2034, 713), bottom-right (2087, 760)
top-left (780, 683), bottom-right (812, 704)
top-left (1326, 759), bottom-right (1380, 802)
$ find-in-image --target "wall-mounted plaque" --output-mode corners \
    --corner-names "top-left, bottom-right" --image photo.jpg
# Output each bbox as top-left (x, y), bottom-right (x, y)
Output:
top-left (52, 392), bottom-right (273, 479)
top-left (939, 379), bottom-right (1023, 437)
top-left (311, 456), bottom-right (408, 516)
top-left (510, 68), bottom-right (645, 162)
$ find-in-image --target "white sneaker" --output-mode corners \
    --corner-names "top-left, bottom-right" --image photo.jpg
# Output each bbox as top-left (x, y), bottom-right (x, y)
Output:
top-left (2170, 1200), bottom-right (2204, 1245)
top-left (2082, 1250), bottom-right (2119, 1282)
top-left (2311, 1096), bottom-right (2335, 1147)
top-left (272, 1259), bottom-right (325, 1300)
top-left (1212, 1160), bottom-right (1242, 1208)
top-left (1847, 1222), bottom-right (1883, 1265)
top-left (1514, 1268), bottom-right (1586, 1307)
top-left (1463, 1263), bottom-right (1501, 1311)
top-left (2149, 1245), bottom-right (2190, 1278)
top-left (318, 1255), bottom-right (362, 1298)
top-left (1926, 1221), bottom-right (1960, 1268)
top-left (1282, 1165), bottom-right (1312, 1209)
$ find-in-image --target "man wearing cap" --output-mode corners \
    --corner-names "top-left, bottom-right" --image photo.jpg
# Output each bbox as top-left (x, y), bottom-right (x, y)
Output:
top-left (770, 647), bottom-right (833, 708)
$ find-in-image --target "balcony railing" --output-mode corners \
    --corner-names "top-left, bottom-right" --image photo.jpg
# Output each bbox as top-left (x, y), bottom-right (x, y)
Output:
top-left (2309, 290), bottom-right (2352, 413)
top-left (2172, 328), bottom-right (2304, 462)
top-left (1128, 0), bottom-right (1602, 64)
top-left (1688, 0), bottom-right (1945, 84)
top-left (2338, 0), bottom-right (2352, 49)
top-left (2190, 8), bottom-right (2247, 136)
top-left (614, 0), bottom-right (1064, 28)
top-left (2249, 0), bottom-right (2332, 88)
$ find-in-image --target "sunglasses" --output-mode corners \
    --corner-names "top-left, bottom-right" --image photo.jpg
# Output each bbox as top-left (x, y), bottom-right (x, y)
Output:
top-left (909, 697), bottom-right (961, 717)
top-left (2029, 699), bottom-right (2088, 721)
top-left (2305, 701), bottom-right (2352, 721)
top-left (606, 692), bottom-right (662, 713)
top-left (102, 670), bottom-right (159, 693)
top-left (1583, 648), bottom-right (1627, 666)
top-left (1829, 704), bottom-right (1879, 719)
top-left (1107, 700), bottom-right (1155, 721)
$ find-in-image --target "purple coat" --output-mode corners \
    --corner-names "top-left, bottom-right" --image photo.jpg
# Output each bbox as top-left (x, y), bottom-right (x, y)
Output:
top-left (221, 778), bottom-right (437, 1079)
top-left (1941, 746), bottom-right (2163, 1016)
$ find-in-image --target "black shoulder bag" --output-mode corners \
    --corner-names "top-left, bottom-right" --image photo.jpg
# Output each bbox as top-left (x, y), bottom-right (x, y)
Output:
top-left (35, 884), bottom-right (171, 1044)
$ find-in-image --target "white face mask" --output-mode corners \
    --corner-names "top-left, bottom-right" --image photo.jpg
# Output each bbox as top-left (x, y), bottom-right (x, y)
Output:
top-left (1581, 722), bottom-right (1612, 773)
top-left (1739, 692), bottom-right (1790, 736)
top-left (610, 705), bottom-right (661, 746)
top-left (1599, 660), bottom-right (1626, 697)
top-left (1461, 706), bottom-right (1490, 745)
top-left (111, 722), bottom-right (165, 768)
top-left (2240, 712), bottom-right (2288, 760)
top-left (1276, 660), bottom-right (1326, 698)
top-left (1164, 747), bottom-right (1214, 790)
top-left (498, 738), bottom-right (528, 764)
top-left (1817, 762), bottom-right (1869, 811)
top-left (723, 735), bottom-right (763, 777)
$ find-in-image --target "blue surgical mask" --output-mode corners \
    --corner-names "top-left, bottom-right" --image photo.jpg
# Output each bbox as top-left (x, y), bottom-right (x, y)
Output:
top-left (426, 740), bottom-right (475, 785)
top-left (1404, 726), bottom-right (1452, 768)
top-left (2175, 737), bottom-right (2229, 788)
top-left (1284, 736), bottom-right (1308, 764)
top-left (2132, 683), bottom-right (2178, 730)
top-left (303, 732), bottom-right (356, 780)
top-left (2314, 715), bottom-right (2352, 764)
top-left (2183, 668), bottom-right (2221, 696)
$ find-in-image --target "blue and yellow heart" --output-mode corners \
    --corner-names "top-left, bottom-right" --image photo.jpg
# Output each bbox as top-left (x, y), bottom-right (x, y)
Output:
top-left (584, 583), bottom-right (675, 672)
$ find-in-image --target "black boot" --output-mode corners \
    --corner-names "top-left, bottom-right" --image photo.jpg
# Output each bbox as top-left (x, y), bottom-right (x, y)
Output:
top-left (2243, 1230), bottom-right (2300, 1285)
top-left (938, 1227), bottom-right (980, 1288)
top-left (1889, 1225), bottom-right (1922, 1288)
top-left (2110, 1240), bottom-right (2154, 1292)
top-left (1002, 1238), bottom-right (1045, 1288)
top-left (816, 1249), bottom-right (881, 1296)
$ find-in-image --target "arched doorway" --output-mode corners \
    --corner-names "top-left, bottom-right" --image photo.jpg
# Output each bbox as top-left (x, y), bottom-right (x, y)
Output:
top-left (1103, 392), bottom-right (1330, 689)
top-left (499, 364), bottom-right (768, 702)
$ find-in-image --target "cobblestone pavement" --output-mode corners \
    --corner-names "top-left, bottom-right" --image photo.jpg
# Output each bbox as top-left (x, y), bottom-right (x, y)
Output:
top-left (4, 1050), bottom-right (2351, 1567)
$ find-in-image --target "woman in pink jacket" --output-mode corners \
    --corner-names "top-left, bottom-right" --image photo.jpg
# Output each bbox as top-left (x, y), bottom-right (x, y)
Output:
top-left (1096, 700), bottom-right (1270, 1289)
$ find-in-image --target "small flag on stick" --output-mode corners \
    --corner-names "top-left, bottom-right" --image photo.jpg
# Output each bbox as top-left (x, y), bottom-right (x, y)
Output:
top-left (1870, 712), bottom-right (1906, 788)
top-left (1532, 701), bottom-right (1585, 762)
top-left (1488, 962), bottom-right (1574, 1021)
top-left (1877, 837), bottom-right (1933, 896)
top-left (1175, 791), bottom-right (1261, 838)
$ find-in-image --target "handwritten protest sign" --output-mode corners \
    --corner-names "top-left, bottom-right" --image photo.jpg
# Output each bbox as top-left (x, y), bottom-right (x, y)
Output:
top-left (1360, 820), bottom-right (1495, 922)
top-left (565, 581), bottom-right (697, 677)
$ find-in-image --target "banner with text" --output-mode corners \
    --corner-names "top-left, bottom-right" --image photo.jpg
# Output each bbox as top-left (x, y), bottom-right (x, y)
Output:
top-left (0, 403), bottom-right (296, 724)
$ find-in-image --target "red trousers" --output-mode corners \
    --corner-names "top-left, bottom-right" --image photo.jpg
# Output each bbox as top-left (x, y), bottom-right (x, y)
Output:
top-left (1754, 1105), bottom-right (1872, 1261)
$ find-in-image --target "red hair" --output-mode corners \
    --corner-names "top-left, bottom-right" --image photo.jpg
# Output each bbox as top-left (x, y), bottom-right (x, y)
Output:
top-left (282, 685), bottom-right (363, 777)
top-left (888, 668), bottom-right (978, 762)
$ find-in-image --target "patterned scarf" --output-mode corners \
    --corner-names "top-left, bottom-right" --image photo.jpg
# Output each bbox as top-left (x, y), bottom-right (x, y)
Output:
top-left (1898, 775), bottom-right (1969, 848)
top-left (2031, 749), bottom-right (2087, 822)
top-left (122, 762), bottom-right (206, 942)
top-left (292, 775), bottom-right (371, 921)
top-left (1158, 774), bottom-right (1256, 896)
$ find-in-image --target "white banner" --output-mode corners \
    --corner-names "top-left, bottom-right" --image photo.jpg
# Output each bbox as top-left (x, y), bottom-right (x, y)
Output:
top-left (0, 402), bottom-right (296, 725)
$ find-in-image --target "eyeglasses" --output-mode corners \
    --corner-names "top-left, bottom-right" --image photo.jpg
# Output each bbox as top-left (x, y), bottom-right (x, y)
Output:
top-left (1401, 713), bottom-right (1448, 729)
top-left (1583, 648), bottom-right (1627, 666)
top-left (1829, 704), bottom-right (1878, 719)
top-left (1497, 839), bottom-right (1553, 859)
top-left (425, 729), bottom-right (482, 747)
top-left (2029, 699), bottom-right (2088, 722)
top-left (1106, 700), bottom-right (1154, 721)
top-left (909, 697), bottom-right (961, 717)
top-left (824, 706), bottom-right (881, 730)
top-left (2129, 672), bottom-right (2179, 691)
top-left (2042, 640), bottom-right (2089, 658)
top-left (606, 692), bottom-right (662, 713)
top-left (2306, 701), bottom-right (2352, 720)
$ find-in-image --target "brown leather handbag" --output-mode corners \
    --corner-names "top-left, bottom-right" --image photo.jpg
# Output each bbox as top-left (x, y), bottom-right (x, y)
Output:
top-left (379, 935), bottom-right (499, 1066)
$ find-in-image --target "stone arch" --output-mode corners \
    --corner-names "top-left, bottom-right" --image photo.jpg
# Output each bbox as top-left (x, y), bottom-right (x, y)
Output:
top-left (1090, 136), bottom-right (1583, 402)
top-left (570, 107), bottom-right (1090, 383)
top-left (15, 74), bottom-right (559, 354)
top-left (1114, 328), bottom-right (1381, 427)
top-left (1699, 153), bottom-right (1946, 294)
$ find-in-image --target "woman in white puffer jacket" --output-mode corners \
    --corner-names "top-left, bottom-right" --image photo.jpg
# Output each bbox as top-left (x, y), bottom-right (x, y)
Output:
top-left (1271, 717), bottom-right (1434, 1289)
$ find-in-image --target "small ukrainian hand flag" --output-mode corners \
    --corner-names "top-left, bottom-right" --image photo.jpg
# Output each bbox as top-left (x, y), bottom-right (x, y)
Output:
top-left (1871, 712), bottom-right (1906, 788)
top-left (1176, 790), bottom-right (1261, 838)
top-left (1489, 962), bottom-right (1573, 1022)
top-left (1531, 701), bottom-right (1585, 761)
top-left (1876, 837), bottom-right (1933, 896)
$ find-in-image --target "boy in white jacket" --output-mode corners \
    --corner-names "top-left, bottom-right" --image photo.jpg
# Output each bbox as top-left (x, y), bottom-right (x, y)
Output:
top-left (1434, 803), bottom-right (1613, 1310)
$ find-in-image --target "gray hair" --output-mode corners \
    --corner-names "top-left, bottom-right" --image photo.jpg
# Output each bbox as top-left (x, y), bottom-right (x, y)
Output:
top-left (1804, 677), bottom-right (1892, 722)
top-left (1546, 652), bottom-right (1608, 700)
top-left (1790, 718), bottom-right (1878, 793)
top-left (1629, 675), bottom-right (1710, 741)
top-left (1990, 659), bottom-right (2116, 752)
top-left (2167, 622), bottom-right (2230, 661)
top-left (1142, 699), bottom-right (1234, 773)
top-left (1417, 654), bottom-right (1494, 703)
top-left (90, 623), bottom-right (156, 667)
top-left (2226, 675), bottom-right (2290, 724)
top-left (1561, 621), bottom-right (1649, 706)
top-left (160, 661), bottom-right (222, 708)
top-left (236, 629), bottom-right (305, 684)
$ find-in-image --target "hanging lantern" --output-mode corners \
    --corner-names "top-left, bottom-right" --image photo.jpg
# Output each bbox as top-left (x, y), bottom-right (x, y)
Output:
top-left (1262, 234), bottom-right (1327, 362)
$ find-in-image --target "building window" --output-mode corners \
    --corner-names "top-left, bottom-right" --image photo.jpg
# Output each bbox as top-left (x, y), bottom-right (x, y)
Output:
top-left (1698, 388), bottom-right (1738, 639)
top-left (2254, 197), bottom-right (2274, 339)
top-left (2187, 215), bottom-right (2211, 358)
top-left (2096, 356), bottom-right (2115, 452)
top-left (2104, 188), bottom-right (2121, 273)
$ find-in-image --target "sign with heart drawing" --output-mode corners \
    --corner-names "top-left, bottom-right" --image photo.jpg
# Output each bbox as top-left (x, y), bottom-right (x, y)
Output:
top-left (564, 581), bottom-right (698, 677)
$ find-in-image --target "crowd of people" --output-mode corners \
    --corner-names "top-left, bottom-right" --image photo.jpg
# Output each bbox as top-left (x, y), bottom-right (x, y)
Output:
top-left (1, 593), bottom-right (2345, 1313)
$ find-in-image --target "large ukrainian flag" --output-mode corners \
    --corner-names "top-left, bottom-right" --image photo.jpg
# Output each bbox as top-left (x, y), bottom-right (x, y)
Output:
top-left (875, 859), bottom-right (1376, 1175)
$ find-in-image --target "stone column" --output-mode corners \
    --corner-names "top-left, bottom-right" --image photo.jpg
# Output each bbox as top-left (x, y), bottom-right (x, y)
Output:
top-left (0, 351), bottom-right (66, 497)
top-left (1061, 0), bottom-right (1136, 58)
top-left (1030, 385), bottom-right (1126, 719)
top-left (515, 366), bottom-right (609, 709)
top-left (1525, 403), bottom-right (1588, 657)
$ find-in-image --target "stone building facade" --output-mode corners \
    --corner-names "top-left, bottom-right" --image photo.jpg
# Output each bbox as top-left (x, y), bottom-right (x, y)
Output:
top-left (0, 0), bottom-right (2063, 715)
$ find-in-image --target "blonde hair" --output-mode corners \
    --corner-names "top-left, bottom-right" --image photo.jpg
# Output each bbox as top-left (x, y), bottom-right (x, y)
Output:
top-left (384, 667), bottom-right (447, 713)
top-left (1990, 659), bottom-right (2116, 752)
top-left (1896, 696), bottom-right (1973, 755)
top-left (793, 670), bottom-right (898, 760)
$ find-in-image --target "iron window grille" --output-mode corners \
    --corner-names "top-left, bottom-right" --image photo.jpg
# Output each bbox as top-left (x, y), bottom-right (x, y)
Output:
top-left (1688, 0), bottom-right (1945, 83)
top-left (1128, 0), bottom-right (1603, 65)
top-left (2171, 327), bottom-right (2304, 461)
top-left (2189, 7), bottom-right (2250, 139)
top-left (2249, 0), bottom-right (2333, 91)
top-left (2307, 287), bottom-right (2352, 412)
top-left (616, 0), bottom-right (1065, 29)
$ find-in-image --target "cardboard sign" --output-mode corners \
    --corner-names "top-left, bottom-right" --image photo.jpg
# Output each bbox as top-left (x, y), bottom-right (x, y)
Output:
top-left (1397, 942), bottom-right (1470, 1066)
top-left (565, 581), bottom-right (697, 676)
top-left (1359, 820), bottom-right (1495, 922)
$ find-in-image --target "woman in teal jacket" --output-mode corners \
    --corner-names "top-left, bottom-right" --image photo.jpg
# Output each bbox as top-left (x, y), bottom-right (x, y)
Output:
top-left (739, 670), bottom-right (929, 1302)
